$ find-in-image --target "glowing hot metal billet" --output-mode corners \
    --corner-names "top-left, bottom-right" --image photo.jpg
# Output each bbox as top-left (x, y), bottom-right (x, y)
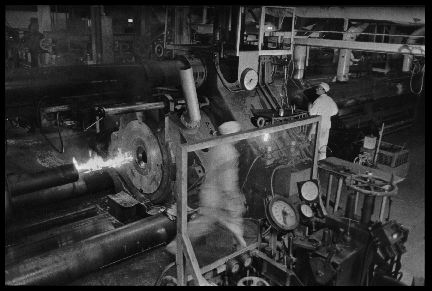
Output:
top-left (72, 149), bottom-right (133, 174)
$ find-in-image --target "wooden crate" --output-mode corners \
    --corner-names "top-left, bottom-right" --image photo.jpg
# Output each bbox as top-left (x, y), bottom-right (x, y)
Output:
top-left (376, 141), bottom-right (409, 178)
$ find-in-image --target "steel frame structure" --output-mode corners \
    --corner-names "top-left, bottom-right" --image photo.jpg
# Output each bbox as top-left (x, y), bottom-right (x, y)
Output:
top-left (174, 115), bottom-right (322, 285)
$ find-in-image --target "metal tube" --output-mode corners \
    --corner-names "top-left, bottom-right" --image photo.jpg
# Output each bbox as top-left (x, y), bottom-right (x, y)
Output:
top-left (345, 192), bottom-right (356, 219)
top-left (337, 23), bottom-right (369, 82)
top-left (5, 213), bottom-right (176, 285)
top-left (11, 170), bottom-right (114, 207)
top-left (293, 45), bottom-right (307, 80)
top-left (402, 26), bottom-right (425, 72)
top-left (179, 67), bottom-right (201, 127)
top-left (98, 101), bottom-right (165, 116)
top-left (361, 195), bottom-right (375, 225)
top-left (7, 164), bottom-right (79, 197)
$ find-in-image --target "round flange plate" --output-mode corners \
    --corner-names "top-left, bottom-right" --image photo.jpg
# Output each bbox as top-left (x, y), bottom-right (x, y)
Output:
top-left (109, 120), bottom-right (163, 195)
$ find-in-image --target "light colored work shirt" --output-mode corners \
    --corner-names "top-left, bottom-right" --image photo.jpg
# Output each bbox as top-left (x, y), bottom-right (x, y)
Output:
top-left (308, 93), bottom-right (339, 129)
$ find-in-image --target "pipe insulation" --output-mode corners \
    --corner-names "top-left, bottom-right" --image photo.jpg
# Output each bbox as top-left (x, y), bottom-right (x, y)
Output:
top-left (179, 66), bottom-right (201, 128)
top-left (5, 213), bottom-right (177, 285)
top-left (7, 164), bottom-right (79, 197)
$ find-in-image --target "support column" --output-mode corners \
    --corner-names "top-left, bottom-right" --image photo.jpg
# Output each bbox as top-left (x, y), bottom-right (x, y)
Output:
top-left (37, 5), bottom-right (52, 33)
top-left (91, 5), bottom-right (103, 64)
top-left (101, 15), bottom-right (114, 64)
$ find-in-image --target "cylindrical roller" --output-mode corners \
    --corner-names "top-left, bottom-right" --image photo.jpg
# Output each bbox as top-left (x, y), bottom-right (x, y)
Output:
top-left (179, 67), bottom-right (201, 128)
top-left (97, 101), bottom-right (165, 117)
top-left (7, 164), bottom-right (79, 197)
top-left (361, 195), bottom-right (376, 225)
top-left (11, 170), bottom-right (114, 207)
top-left (5, 213), bottom-right (176, 285)
top-left (345, 192), bottom-right (356, 219)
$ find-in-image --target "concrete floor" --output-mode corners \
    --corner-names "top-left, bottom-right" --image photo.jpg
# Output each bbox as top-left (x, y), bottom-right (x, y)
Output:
top-left (381, 115), bottom-right (425, 282)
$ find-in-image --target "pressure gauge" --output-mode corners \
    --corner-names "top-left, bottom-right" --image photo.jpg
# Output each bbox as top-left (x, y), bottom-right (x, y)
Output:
top-left (240, 68), bottom-right (258, 91)
top-left (300, 204), bottom-right (314, 219)
top-left (265, 196), bottom-right (299, 232)
top-left (298, 180), bottom-right (319, 202)
top-left (226, 259), bottom-right (241, 274)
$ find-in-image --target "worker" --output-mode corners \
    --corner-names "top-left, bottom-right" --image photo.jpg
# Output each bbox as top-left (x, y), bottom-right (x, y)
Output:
top-left (308, 82), bottom-right (339, 160)
top-left (166, 121), bottom-right (247, 255)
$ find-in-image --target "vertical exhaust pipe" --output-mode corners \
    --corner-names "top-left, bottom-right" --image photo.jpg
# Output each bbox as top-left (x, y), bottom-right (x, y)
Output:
top-left (179, 65), bottom-right (201, 129)
top-left (402, 26), bottom-right (425, 72)
top-left (293, 45), bottom-right (307, 80)
top-left (337, 23), bottom-right (369, 82)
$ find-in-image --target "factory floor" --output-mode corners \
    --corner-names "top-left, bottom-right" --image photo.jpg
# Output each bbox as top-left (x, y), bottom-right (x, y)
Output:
top-left (70, 117), bottom-right (425, 286)
top-left (381, 106), bottom-right (425, 284)
top-left (5, 104), bottom-right (425, 285)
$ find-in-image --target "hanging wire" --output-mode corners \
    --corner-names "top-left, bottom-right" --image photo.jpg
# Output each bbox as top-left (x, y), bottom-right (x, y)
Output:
top-left (241, 155), bottom-right (262, 191)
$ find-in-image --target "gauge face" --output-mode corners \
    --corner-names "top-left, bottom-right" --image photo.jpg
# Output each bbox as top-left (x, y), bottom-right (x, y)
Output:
top-left (300, 180), bottom-right (319, 202)
top-left (266, 196), bottom-right (299, 231)
top-left (300, 204), bottom-right (314, 218)
top-left (240, 68), bottom-right (258, 91)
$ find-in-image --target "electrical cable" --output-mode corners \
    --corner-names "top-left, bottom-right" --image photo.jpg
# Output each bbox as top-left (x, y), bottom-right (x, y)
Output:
top-left (154, 262), bottom-right (176, 286)
top-left (409, 61), bottom-right (425, 95)
top-left (188, 174), bottom-right (206, 192)
top-left (241, 155), bottom-right (262, 191)
top-left (359, 237), bottom-right (376, 286)
top-left (270, 163), bottom-right (293, 198)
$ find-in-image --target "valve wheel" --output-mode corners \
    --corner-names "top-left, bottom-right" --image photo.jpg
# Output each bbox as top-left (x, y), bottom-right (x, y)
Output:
top-left (237, 276), bottom-right (270, 286)
top-left (345, 174), bottom-right (398, 196)
top-left (256, 117), bottom-right (266, 128)
top-left (159, 275), bottom-right (177, 286)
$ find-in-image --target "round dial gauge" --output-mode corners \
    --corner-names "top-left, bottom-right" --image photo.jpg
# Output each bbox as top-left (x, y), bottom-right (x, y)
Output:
top-left (240, 68), bottom-right (258, 91)
top-left (300, 204), bottom-right (314, 219)
top-left (300, 180), bottom-right (319, 202)
top-left (265, 196), bottom-right (299, 232)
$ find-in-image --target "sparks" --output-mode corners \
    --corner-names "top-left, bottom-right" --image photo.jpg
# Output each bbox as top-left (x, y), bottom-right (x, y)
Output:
top-left (72, 148), bottom-right (133, 173)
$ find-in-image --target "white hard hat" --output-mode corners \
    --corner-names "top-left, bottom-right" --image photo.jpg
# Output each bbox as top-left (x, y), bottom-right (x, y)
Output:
top-left (319, 82), bottom-right (330, 92)
top-left (218, 121), bottom-right (241, 135)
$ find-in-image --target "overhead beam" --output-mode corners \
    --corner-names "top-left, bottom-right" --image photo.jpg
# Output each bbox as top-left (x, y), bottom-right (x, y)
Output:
top-left (294, 6), bottom-right (425, 25)
top-left (294, 38), bottom-right (425, 56)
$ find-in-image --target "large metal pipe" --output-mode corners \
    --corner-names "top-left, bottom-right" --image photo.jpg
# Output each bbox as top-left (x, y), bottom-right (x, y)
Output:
top-left (5, 213), bottom-right (176, 285)
top-left (179, 66), bottom-right (201, 128)
top-left (11, 170), bottom-right (114, 207)
top-left (5, 61), bottom-right (185, 107)
top-left (7, 164), bottom-right (79, 197)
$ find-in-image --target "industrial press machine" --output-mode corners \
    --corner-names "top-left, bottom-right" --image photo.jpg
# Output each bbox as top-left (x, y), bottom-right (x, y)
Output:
top-left (5, 5), bottom-right (421, 286)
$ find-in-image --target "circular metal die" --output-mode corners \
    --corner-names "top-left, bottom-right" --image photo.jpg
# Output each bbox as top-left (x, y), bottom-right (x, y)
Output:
top-left (109, 120), bottom-right (163, 195)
